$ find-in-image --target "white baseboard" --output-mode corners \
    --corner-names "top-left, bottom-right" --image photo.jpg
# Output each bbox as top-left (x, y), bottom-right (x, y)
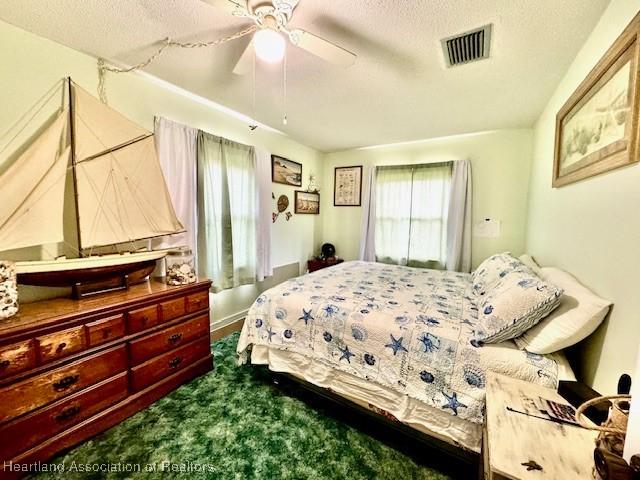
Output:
top-left (211, 308), bottom-right (248, 330)
top-left (208, 261), bottom-right (300, 330)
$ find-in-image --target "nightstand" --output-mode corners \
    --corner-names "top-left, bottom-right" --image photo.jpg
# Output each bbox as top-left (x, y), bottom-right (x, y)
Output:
top-left (482, 372), bottom-right (597, 480)
top-left (307, 258), bottom-right (344, 273)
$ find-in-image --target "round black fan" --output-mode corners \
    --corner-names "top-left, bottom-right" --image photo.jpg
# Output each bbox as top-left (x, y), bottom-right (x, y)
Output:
top-left (321, 243), bottom-right (336, 259)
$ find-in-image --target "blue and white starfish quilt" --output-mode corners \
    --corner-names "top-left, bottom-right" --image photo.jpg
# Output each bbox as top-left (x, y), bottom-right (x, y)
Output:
top-left (237, 261), bottom-right (559, 424)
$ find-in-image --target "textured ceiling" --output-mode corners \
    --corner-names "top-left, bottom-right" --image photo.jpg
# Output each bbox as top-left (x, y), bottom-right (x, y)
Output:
top-left (0, 0), bottom-right (609, 152)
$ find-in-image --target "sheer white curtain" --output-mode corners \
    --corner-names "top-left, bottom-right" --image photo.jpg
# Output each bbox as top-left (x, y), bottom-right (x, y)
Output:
top-left (374, 163), bottom-right (452, 269)
top-left (197, 132), bottom-right (257, 292)
top-left (358, 166), bottom-right (377, 261)
top-left (152, 117), bottom-right (198, 252)
top-left (255, 148), bottom-right (273, 281)
top-left (446, 159), bottom-right (473, 272)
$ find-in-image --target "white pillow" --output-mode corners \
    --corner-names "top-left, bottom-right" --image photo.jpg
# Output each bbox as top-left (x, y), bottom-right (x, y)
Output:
top-left (518, 254), bottom-right (541, 275)
top-left (514, 267), bottom-right (612, 354)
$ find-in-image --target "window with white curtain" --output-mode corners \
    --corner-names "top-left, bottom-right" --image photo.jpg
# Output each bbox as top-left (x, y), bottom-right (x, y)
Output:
top-left (197, 131), bottom-right (258, 292)
top-left (374, 162), bottom-right (452, 269)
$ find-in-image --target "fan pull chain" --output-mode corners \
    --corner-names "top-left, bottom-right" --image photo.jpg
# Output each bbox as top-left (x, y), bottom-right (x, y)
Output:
top-left (252, 46), bottom-right (256, 119)
top-left (250, 43), bottom-right (258, 131)
top-left (282, 43), bottom-right (288, 126)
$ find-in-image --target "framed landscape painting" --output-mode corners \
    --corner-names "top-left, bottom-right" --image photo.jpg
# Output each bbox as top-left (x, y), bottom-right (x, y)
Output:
top-left (334, 166), bottom-right (363, 206)
top-left (294, 191), bottom-right (320, 214)
top-left (272, 155), bottom-right (302, 187)
top-left (553, 14), bottom-right (640, 187)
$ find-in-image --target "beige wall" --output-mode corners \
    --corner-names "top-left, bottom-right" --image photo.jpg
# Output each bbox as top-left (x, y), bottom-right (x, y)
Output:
top-left (320, 130), bottom-right (534, 269)
top-left (525, 0), bottom-right (640, 393)
top-left (0, 20), bottom-right (323, 322)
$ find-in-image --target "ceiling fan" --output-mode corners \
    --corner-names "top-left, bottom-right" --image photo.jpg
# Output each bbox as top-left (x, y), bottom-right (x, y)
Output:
top-left (206, 0), bottom-right (357, 74)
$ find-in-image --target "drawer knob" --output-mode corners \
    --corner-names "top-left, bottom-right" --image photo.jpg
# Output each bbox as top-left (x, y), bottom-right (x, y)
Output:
top-left (102, 328), bottom-right (112, 339)
top-left (168, 333), bottom-right (183, 345)
top-left (0, 359), bottom-right (10, 370)
top-left (141, 315), bottom-right (148, 325)
top-left (168, 356), bottom-right (183, 369)
top-left (55, 405), bottom-right (81, 422)
top-left (56, 342), bottom-right (67, 354)
top-left (53, 374), bottom-right (80, 391)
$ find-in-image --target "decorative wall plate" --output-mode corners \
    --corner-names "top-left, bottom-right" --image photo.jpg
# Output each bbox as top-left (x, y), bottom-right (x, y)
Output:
top-left (277, 194), bottom-right (290, 212)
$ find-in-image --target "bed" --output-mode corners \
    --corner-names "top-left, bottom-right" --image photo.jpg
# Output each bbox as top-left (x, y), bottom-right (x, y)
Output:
top-left (236, 261), bottom-right (575, 453)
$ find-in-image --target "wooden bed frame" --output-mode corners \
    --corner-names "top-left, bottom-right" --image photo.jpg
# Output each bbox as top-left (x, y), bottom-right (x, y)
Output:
top-left (267, 369), bottom-right (480, 478)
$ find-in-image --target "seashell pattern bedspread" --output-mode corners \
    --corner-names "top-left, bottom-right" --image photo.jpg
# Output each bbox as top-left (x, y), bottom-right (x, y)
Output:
top-left (237, 261), bottom-right (559, 424)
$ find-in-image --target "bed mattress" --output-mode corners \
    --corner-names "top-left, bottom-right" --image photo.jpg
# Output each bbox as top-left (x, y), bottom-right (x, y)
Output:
top-left (237, 261), bottom-right (573, 450)
top-left (248, 343), bottom-right (575, 453)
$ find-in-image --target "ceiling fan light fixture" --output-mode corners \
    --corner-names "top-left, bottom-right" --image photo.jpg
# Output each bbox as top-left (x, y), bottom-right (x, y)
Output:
top-left (254, 28), bottom-right (285, 63)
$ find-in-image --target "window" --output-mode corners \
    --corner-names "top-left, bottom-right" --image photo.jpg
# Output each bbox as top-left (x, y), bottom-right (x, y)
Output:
top-left (197, 132), bottom-right (258, 292)
top-left (374, 163), bottom-right (452, 268)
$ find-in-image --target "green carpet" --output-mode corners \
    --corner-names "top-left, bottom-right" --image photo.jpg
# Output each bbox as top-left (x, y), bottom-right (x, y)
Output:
top-left (35, 333), bottom-right (455, 479)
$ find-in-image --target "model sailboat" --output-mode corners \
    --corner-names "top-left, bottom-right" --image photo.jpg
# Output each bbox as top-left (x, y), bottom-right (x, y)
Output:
top-left (0, 78), bottom-right (185, 297)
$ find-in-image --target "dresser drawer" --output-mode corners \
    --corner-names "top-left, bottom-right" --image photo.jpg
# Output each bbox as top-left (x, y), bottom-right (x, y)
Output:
top-left (37, 325), bottom-right (86, 364)
top-left (160, 297), bottom-right (186, 322)
top-left (0, 345), bottom-right (127, 423)
top-left (0, 373), bottom-right (128, 460)
top-left (0, 340), bottom-right (37, 380)
top-left (130, 337), bottom-right (210, 392)
top-left (127, 304), bottom-right (159, 333)
top-left (87, 314), bottom-right (125, 347)
top-left (129, 315), bottom-right (210, 366)
top-left (186, 291), bottom-right (209, 314)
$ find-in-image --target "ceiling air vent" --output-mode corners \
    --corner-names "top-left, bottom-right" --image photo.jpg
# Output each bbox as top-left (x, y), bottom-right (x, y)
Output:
top-left (441, 24), bottom-right (492, 67)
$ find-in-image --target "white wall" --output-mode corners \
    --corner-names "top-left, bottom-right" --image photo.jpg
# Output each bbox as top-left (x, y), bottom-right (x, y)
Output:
top-left (320, 130), bottom-right (534, 269)
top-left (525, 0), bottom-right (640, 393)
top-left (0, 20), bottom-right (323, 321)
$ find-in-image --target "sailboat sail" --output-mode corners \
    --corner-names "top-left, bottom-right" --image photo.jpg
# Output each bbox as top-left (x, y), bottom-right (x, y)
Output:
top-left (71, 83), bottom-right (184, 250)
top-left (72, 84), bottom-right (149, 162)
top-left (0, 110), bottom-right (69, 251)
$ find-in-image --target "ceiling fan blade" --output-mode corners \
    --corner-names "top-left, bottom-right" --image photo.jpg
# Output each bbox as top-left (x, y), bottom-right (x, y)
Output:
top-left (204, 0), bottom-right (249, 17)
top-left (233, 41), bottom-right (254, 75)
top-left (288, 29), bottom-right (356, 68)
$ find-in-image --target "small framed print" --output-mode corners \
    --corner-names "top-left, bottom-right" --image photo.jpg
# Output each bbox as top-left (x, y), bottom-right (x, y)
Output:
top-left (272, 155), bottom-right (302, 187)
top-left (334, 166), bottom-right (363, 206)
top-left (294, 190), bottom-right (320, 214)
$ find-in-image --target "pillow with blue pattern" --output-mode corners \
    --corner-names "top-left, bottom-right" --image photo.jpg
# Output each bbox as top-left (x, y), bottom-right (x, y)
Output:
top-left (474, 269), bottom-right (563, 344)
top-left (471, 252), bottom-right (533, 297)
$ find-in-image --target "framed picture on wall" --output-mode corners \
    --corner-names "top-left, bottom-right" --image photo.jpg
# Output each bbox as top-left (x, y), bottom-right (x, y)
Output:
top-left (553, 14), bottom-right (640, 187)
top-left (272, 155), bottom-right (302, 187)
top-left (334, 166), bottom-right (363, 206)
top-left (294, 191), bottom-right (320, 214)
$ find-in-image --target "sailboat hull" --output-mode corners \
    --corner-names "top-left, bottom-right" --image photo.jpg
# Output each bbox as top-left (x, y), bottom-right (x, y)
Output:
top-left (17, 259), bottom-right (156, 288)
top-left (16, 251), bottom-right (168, 294)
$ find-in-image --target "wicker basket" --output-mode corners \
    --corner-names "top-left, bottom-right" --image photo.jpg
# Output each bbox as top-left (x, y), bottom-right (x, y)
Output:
top-left (576, 395), bottom-right (634, 479)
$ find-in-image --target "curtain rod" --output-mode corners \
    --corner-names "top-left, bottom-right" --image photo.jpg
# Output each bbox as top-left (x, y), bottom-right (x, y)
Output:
top-left (376, 160), bottom-right (454, 171)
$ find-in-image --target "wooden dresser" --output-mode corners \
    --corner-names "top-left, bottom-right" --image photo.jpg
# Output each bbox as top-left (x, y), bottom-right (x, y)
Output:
top-left (0, 278), bottom-right (213, 477)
